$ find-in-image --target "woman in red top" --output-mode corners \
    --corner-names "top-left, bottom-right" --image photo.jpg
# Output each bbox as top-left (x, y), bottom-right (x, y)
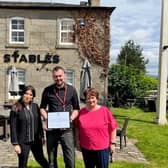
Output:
top-left (76, 88), bottom-right (118, 168)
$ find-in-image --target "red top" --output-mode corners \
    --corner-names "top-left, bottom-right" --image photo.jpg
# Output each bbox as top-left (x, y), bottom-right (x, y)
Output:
top-left (78, 106), bottom-right (118, 150)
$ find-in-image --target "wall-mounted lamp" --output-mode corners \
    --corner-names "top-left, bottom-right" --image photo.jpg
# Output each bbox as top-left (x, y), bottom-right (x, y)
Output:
top-left (79, 19), bottom-right (85, 26)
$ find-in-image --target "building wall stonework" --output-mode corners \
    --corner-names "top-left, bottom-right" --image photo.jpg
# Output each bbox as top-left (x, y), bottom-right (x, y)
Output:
top-left (0, 5), bottom-right (110, 105)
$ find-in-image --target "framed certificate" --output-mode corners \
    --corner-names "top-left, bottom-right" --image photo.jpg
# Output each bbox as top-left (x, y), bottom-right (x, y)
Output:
top-left (47, 111), bottom-right (70, 129)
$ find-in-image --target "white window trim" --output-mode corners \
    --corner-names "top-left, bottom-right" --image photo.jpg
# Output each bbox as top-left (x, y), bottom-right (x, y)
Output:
top-left (9, 17), bottom-right (25, 44)
top-left (59, 18), bottom-right (75, 45)
top-left (65, 70), bottom-right (74, 86)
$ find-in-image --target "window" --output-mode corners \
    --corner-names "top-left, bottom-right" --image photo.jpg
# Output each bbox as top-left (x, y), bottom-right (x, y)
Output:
top-left (65, 70), bottom-right (74, 86)
top-left (8, 68), bottom-right (26, 99)
top-left (59, 18), bottom-right (75, 45)
top-left (10, 17), bottom-right (25, 44)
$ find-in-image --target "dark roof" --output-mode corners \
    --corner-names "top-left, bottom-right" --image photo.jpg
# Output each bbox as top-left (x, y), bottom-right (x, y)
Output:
top-left (0, 1), bottom-right (115, 11)
top-left (0, 1), bottom-right (79, 7)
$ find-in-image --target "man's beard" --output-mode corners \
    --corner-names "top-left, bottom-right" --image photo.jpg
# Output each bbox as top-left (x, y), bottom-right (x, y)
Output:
top-left (56, 81), bottom-right (64, 88)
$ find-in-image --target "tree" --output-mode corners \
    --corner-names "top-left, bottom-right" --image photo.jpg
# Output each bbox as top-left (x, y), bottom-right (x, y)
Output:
top-left (108, 64), bottom-right (158, 107)
top-left (117, 40), bottom-right (148, 72)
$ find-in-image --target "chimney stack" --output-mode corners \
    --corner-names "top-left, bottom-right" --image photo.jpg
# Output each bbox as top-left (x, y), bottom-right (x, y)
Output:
top-left (88, 0), bottom-right (100, 6)
top-left (80, 1), bottom-right (88, 6)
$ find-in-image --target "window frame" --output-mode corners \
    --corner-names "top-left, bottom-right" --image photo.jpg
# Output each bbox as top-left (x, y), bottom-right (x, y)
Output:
top-left (9, 17), bottom-right (25, 44)
top-left (59, 18), bottom-right (75, 45)
top-left (65, 70), bottom-right (74, 86)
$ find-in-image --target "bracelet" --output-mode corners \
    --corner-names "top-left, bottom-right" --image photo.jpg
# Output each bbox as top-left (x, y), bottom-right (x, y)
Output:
top-left (110, 142), bottom-right (116, 146)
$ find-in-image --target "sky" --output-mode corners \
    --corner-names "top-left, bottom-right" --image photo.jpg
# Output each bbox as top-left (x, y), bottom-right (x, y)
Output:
top-left (0, 0), bottom-right (162, 76)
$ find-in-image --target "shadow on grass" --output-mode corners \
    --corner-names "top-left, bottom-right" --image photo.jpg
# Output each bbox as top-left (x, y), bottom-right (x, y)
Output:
top-left (114, 115), bottom-right (155, 124)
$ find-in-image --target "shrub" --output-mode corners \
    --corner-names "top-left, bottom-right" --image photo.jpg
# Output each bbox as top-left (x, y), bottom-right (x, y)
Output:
top-left (108, 64), bottom-right (158, 107)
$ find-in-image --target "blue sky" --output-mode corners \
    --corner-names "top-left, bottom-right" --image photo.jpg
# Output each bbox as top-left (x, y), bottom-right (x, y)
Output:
top-left (0, 0), bottom-right (161, 76)
top-left (109, 0), bottom-right (161, 77)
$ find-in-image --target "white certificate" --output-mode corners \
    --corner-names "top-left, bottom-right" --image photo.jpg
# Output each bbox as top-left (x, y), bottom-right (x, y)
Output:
top-left (47, 112), bottom-right (70, 129)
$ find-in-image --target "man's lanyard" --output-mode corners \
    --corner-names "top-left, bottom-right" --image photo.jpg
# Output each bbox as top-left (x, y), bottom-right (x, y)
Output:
top-left (54, 85), bottom-right (67, 111)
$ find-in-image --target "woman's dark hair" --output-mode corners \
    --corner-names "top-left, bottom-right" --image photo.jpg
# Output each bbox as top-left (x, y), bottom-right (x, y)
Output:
top-left (13, 85), bottom-right (36, 112)
top-left (20, 85), bottom-right (36, 98)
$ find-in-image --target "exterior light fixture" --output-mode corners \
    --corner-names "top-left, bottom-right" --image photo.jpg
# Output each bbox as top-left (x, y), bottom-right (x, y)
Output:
top-left (79, 19), bottom-right (85, 26)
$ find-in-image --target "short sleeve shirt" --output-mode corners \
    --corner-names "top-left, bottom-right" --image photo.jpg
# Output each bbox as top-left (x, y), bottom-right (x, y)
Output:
top-left (40, 83), bottom-right (80, 113)
top-left (78, 106), bottom-right (118, 150)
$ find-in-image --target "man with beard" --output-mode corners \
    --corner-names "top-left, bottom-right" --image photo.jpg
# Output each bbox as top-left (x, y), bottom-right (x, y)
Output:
top-left (40, 66), bottom-right (80, 168)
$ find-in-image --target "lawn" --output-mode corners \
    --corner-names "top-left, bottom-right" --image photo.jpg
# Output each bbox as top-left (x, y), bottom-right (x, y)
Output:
top-left (112, 107), bottom-right (168, 168)
top-left (28, 107), bottom-right (168, 168)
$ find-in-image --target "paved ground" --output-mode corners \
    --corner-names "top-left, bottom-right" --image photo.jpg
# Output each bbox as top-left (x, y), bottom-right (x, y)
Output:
top-left (0, 136), bottom-right (147, 168)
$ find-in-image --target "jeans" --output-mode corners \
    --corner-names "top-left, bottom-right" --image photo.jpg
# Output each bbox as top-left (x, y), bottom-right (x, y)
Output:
top-left (46, 129), bottom-right (75, 168)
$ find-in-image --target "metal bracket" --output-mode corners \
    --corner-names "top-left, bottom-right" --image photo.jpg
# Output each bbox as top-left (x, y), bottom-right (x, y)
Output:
top-left (163, 45), bottom-right (168, 50)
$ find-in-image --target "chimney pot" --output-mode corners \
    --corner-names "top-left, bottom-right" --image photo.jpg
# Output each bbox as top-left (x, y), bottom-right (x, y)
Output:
top-left (80, 1), bottom-right (88, 6)
top-left (88, 0), bottom-right (100, 6)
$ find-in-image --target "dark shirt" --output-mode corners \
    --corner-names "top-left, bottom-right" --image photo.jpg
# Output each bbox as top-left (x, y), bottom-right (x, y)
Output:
top-left (40, 83), bottom-right (80, 113)
top-left (10, 103), bottom-right (43, 144)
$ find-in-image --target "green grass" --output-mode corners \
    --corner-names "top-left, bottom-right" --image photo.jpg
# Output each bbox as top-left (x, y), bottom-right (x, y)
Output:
top-left (28, 107), bottom-right (168, 168)
top-left (112, 107), bottom-right (168, 168)
top-left (28, 157), bottom-right (85, 168)
top-left (28, 159), bottom-right (145, 168)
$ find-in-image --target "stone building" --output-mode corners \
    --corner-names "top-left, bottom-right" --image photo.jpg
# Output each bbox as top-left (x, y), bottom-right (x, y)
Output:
top-left (0, 0), bottom-right (115, 105)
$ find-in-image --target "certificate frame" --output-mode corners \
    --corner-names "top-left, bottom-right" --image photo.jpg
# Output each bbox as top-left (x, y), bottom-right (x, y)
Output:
top-left (47, 111), bottom-right (70, 129)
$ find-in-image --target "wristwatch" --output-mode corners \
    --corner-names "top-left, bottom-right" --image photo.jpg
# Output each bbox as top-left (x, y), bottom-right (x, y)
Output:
top-left (110, 142), bottom-right (116, 146)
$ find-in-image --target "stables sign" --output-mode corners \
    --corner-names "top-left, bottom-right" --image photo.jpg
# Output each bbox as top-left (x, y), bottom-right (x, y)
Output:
top-left (4, 50), bottom-right (59, 64)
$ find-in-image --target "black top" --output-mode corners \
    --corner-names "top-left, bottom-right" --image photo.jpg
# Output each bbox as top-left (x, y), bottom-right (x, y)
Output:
top-left (10, 103), bottom-right (43, 145)
top-left (40, 83), bottom-right (80, 113)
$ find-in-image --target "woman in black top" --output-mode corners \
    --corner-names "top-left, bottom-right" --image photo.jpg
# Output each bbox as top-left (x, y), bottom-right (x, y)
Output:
top-left (10, 85), bottom-right (49, 168)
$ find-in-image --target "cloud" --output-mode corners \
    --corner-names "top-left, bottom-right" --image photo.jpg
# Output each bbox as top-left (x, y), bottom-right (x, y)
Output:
top-left (143, 49), bottom-right (159, 65)
top-left (126, 0), bottom-right (149, 3)
top-left (110, 49), bottom-right (119, 64)
top-left (0, 0), bottom-right (81, 3)
top-left (0, 0), bottom-right (161, 76)
top-left (108, 0), bottom-right (161, 76)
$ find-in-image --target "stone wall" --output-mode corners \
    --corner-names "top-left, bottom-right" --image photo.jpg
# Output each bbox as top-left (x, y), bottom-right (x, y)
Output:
top-left (0, 7), bottom-right (107, 105)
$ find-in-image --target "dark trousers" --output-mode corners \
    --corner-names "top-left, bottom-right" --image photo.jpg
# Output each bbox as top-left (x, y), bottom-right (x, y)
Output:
top-left (81, 148), bottom-right (109, 168)
top-left (18, 139), bottom-right (49, 168)
top-left (46, 129), bottom-right (75, 168)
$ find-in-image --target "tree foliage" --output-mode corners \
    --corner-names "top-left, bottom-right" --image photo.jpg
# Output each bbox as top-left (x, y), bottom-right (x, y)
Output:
top-left (108, 64), bottom-right (158, 107)
top-left (117, 40), bottom-right (148, 72)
